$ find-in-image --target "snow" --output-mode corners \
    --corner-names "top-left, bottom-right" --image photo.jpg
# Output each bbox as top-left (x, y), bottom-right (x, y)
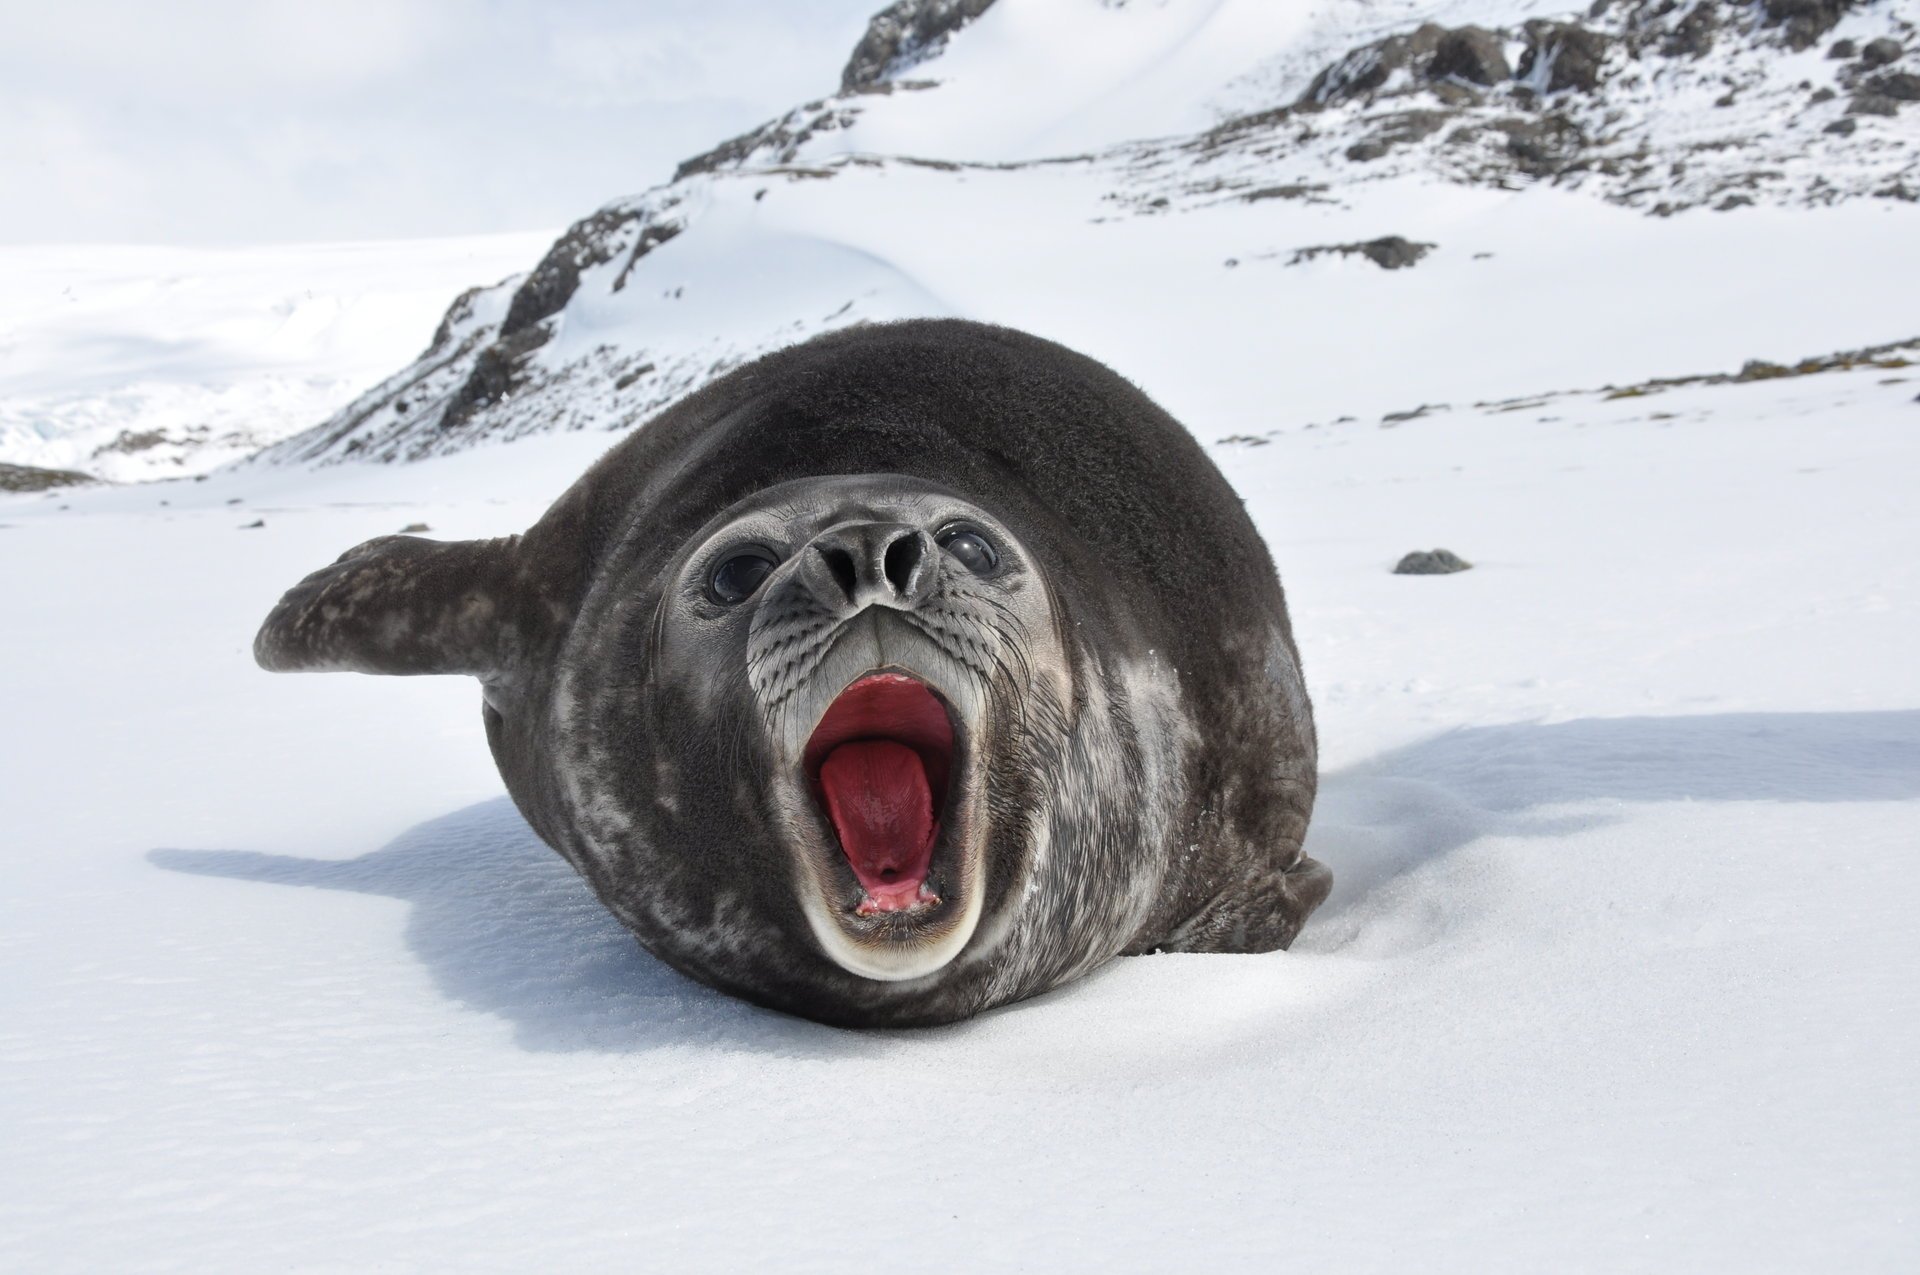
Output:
top-left (0, 234), bottom-right (549, 480)
top-left (5, 0), bottom-right (1919, 1266)
top-left (4, 354), bottom-right (1917, 1270)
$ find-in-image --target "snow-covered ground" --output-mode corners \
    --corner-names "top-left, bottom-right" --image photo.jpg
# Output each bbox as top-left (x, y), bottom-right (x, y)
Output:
top-left (4, 353), bottom-right (1916, 1269)
top-left (6, 0), bottom-right (1919, 1267)
top-left (0, 234), bottom-right (548, 480)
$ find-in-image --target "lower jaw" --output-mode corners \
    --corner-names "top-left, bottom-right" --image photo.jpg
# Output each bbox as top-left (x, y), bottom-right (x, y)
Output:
top-left (799, 848), bottom-right (981, 983)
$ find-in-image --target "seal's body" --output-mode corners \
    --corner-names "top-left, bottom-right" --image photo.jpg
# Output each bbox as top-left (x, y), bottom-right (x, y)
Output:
top-left (257, 320), bottom-right (1328, 1026)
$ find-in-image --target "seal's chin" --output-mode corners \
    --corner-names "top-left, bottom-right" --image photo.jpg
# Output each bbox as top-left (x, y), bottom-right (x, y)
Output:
top-left (803, 674), bottom-right (953, 916)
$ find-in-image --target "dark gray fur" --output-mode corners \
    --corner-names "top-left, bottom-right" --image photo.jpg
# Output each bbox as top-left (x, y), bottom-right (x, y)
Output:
top-left (257, 320), bottom-right (1327, 1026)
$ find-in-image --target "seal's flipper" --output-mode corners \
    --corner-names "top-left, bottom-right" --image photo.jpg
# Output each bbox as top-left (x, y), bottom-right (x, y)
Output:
top-left (1159, 854), bottom-right (1333, 954)
top-left (255, 534), bottom-right (553, 679)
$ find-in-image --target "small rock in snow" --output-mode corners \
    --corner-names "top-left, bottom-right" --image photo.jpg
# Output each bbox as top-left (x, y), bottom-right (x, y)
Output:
top-left (1394, 549), bottom-right (1473, 575)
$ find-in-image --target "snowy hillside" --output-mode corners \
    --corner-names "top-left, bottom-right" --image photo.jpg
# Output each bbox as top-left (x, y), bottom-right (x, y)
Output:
top-left (264, 0), bottom-right (1920, 466)
top-left (0, 235), bottom-right (547, 481)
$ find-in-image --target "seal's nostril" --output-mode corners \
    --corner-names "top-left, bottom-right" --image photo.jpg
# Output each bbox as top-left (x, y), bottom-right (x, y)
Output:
top-left (815, 543), bottom-right (858, 603)
top-left (883, 532), bottom-right (924, 597)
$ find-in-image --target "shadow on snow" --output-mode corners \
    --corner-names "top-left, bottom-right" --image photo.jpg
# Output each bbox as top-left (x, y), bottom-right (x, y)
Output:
top-left (151, 709), bottom-right (1920, 1050)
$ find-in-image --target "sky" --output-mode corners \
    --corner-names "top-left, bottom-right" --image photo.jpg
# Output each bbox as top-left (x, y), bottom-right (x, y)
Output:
top-left (0, 0), bottom-right (886, 245)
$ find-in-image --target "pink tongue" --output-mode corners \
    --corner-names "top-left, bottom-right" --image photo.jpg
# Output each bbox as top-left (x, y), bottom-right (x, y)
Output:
top-left (817, 740), bottom-right (936, 911)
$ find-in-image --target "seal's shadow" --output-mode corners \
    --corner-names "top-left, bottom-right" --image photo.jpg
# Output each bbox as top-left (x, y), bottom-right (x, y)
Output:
top-left (151, 709), bottom-right (1920, 1051)
top-left (152, 801), bottom-right (861, 1058)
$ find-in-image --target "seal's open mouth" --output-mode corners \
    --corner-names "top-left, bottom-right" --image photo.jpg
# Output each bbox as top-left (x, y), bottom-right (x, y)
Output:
top-left (802, 673), bottom-right (954, 915)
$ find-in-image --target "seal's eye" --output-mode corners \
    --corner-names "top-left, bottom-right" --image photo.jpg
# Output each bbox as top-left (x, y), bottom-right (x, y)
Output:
top-left (936, 524), bottom-right (998, 576)
top-left (709, 549), bottom-right (779, 605)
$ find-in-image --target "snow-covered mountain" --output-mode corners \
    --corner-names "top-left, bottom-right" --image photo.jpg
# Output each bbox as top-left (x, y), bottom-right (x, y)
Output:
top-left (264, 0), bottom-right (1920, 467)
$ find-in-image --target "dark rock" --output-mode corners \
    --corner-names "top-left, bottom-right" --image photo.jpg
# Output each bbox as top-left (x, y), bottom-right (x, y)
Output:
top-left (398, 522), bottom-right (432, 534)
top-left (1358, 237), bottom-right (1433, 270)
top-left (1430, 81), bottom-right (1484, 107)
top-left (1848, 93), bottom-right (1902, 116)
top-left (500, 208), bottom-right (644, 340)
top-left (1302, 26), bottom-right (1434, 104)
top-left (1393, 549), bottom-right (1473, 575)
top-left (1810, 85), bottom-right (1837, 103)
top-left (1429, 26), bottom-right (1511, 85)
top-left (1664, 4), bottom-right (1721, 59)
top-left (440, 325), bottom-right (551, 433)
top-left (1290, 236), bottom-right (1435, 270)
top-left (93, 428), bottom-right (167, 456)
top-left (0, 462), bottom-right (94, 493)
top-left (613, 363), bottom-right (656, 391)
top-left (1867, 71), bottom-right (1920, 101)
top-left (1301, 23), bottom-right (1514, 108)
top-left (1861, 37), bottom-right (1904, 67)
top-left (1825, 116), bottom-right (1858, 134)
top-left (1241, 183), bottom-right (1329, 203)
top-left (1737, 359), bottom-right (1793, 381)
top-left (841, 0), bottom-right (998, 94)
top-left (1828, 38), bottom-right (1858, 59)
top-left (1518, 21), bottom-right (1613, 94)
top-left (1343, 108), bottom-right (1450, 161)
top-left (238, 519), bottom-right (266, 530)
top-left (1763, 1), bottom-right (1860, 52)
top-left (674, 102), bottom-right (857, 181)
top-left (1496, 112), bottom-right (1588, 176)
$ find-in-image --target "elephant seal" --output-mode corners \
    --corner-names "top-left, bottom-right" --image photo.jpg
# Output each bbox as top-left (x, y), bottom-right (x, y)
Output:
top-left (256, 319), bottom-right (1328, 1027)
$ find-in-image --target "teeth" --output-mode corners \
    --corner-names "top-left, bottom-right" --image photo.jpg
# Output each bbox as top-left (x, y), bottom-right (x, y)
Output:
top-left (854, 888), bottom-right (941, 917)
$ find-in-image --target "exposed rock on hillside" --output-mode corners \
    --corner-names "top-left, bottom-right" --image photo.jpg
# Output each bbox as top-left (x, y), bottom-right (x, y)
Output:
top-left (1289, 236), bottom-right (1434, 269)
top-left (842, 0), bottom-right (999, 93)
top-left (1128, 0), bottom-right (1916, 218)
top-left (0, 462), bottom-right (95, 493)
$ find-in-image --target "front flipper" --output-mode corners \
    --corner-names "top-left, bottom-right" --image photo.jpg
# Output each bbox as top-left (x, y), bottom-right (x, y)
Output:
top-left (255, 533), bottom-right (553, 679)
top-left (1159, 854), bottom-right (1333, 954)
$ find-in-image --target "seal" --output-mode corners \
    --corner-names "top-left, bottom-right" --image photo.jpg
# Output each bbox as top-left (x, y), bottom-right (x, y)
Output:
top-left (255, 319), bottom-right (1329, 1026)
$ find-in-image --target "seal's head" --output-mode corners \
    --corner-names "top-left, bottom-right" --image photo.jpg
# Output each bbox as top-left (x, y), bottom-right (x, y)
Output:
top-left (634, 474), bottom-right (1069, 992)
top-left (256, 319), bottom-right (1328, 1026)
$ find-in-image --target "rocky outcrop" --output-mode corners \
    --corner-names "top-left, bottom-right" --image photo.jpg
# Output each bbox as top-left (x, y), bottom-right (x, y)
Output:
top-left (431, 206), bottom-right (681, 436)
top-left (841, 0), bottom-right (998, 93)
top-left (1517, 21), bottom-right (1613, 94)
top-left (1430, 28), bottom-right (1513, 86)
top-left (1762, 0), bottom-right (1864, 52)
top-left (0, 462), bottom-right (95, 493)
top-left (1303, 23), bottom-right (1513, 107)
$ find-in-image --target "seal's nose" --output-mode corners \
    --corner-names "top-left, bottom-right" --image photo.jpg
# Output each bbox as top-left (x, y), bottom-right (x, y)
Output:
top-left (800, 522), bottom-right (937, 612)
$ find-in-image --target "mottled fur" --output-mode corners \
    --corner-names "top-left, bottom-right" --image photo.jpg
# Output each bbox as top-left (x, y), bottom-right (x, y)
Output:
top-left (257, 320), bottom-right (1328, 1026)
